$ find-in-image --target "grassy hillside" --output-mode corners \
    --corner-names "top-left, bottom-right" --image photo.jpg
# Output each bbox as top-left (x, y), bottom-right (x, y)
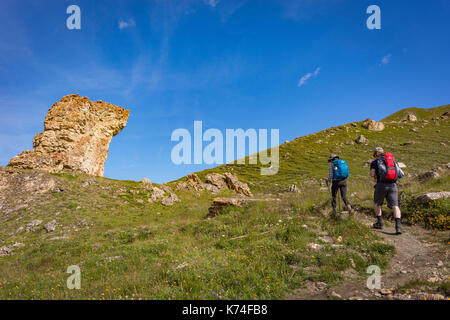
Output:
top-left (0, 104), bottom-right (448, 300)
top-left (192, 104), bottom-right (449, 193)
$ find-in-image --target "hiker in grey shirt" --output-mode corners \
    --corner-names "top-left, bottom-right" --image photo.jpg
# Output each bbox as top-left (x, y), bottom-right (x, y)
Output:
top-left (326, 154), bottom-right (353, 216)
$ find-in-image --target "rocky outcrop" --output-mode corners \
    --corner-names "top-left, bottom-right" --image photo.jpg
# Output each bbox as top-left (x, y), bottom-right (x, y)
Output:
top-left (176, 172), bottom-right (252, 197)
top-left (207, 197), bottom-right (248, 217)
top-left (8, 94), bottom-right (130, 176)
top-left (205, 173), bottom-right (228, 190)
top-left (175, 173), bottom-right (204, 191)
top-left (362, 119), bottom-right (385, 131)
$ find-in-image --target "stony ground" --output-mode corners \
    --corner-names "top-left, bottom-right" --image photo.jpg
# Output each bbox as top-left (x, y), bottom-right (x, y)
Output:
top-left (288, 211), bottom-right (449, 300)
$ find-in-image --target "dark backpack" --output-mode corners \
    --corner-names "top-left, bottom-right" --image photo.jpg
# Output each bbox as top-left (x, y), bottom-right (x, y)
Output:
top-left (376, 152), bottom-right (399, 182)
top-left (332, 159), bottom-right (350, 180)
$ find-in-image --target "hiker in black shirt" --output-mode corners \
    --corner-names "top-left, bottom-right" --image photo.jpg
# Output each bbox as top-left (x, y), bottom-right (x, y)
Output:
top-left (370, 147), bottom-right (404, 234)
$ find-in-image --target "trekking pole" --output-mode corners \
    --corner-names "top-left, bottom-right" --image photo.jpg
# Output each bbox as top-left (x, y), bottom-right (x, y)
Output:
top-left (325, 179), bottom-right (333, 212)
top-left (338, 191), bottom-right (341, 213)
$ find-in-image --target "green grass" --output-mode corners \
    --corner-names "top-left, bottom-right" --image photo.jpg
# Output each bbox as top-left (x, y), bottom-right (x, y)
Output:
top-left (0, 172), bottom-right (396, 300)
top-left (0, 104), bottom-right (448, 300)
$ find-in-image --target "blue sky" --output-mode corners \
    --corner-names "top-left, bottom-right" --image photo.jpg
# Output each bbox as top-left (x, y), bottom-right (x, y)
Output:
top-left (0, 0), bottom-right (449, 182)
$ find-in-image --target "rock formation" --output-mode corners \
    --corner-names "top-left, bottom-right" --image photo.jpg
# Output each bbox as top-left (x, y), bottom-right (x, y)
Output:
top-left (175, 173), bottom-right (204, 191)
top-left (362, 118), bottom-right (385, 131)
top-left (176, 172), bottom-right (252, 197)
top-left (404, 113), bottom-right (418, 122)
top-left (8, 94), bottom-right (130, 176)
top-left (416, 192), bottom-right (450, 204)
top-left (205, 173), bottom-right (228, 190)
top-left (224, 172), bottom-right (252, 197)
top-left (355, 135), bottom-right (367, 144)
top-left (208, 197), bottom-right (248, 217)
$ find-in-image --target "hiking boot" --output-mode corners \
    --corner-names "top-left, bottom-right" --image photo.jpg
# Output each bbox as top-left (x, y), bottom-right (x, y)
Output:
top-left (395, 220), bottom-right (402, 235)
top-left (347, 204), bottom-right (353, 215)
top-left (372, 221), bottom-right (383, 229)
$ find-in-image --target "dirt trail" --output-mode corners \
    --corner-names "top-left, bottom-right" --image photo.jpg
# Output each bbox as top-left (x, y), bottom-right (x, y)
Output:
top-left (288, 212), bottom-right (449, 300)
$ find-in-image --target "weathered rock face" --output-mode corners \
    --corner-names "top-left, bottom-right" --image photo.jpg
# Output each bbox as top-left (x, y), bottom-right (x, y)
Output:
top-left (8, 94), bottom-right (130, 176)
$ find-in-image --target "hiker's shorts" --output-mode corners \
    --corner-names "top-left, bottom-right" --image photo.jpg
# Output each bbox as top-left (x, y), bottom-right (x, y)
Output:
top-left (374, 182), bottom-right (399, 207)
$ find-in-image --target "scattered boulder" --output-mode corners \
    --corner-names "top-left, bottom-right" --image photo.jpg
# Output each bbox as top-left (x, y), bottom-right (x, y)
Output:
top-left (26, 219), bottom-right (43, 233)
top-left (400, 141), bottom-right (416, 146)
top-left (287, 184), bottom-right (299, 193)
top-left (363, 159), bottom-right (373, 167)
top-left (418, 171), bottom-right (440, 183)
top-left (224, 172), bottom-right (252, 197)
top-left (441, 111), bottom-right (449, 120)
top-left (0, 246), bottom-right (13, 257)
top-left (207, 197), bottom-right (248, 217)
top-left (330, 291), bottom-right (342, 299)
top-left (161, 193), bottom-right (181, 206)
top-left (8, 94), bottom-right (130, 176)
top-left (44, 220), bottom-right (57, 233)
top-left (416, 192), bottom-right (450, 203)
top-left (175, 262), bottom-right (189, 270)
top-left (307, 243), bottom-right (323, 250)
top-left (319, 236), bottom-right (334, 243)
top-left (397, 162), bottom-right (407, 169)
top-left (362, 118), bottom-right (385, 131)
top-left (404, 113), bottom-right (418, 122)
top-left (356, 135), bottom-right (368, 144)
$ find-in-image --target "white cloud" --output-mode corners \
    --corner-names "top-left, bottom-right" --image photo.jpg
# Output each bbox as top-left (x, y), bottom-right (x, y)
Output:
top-left (205, 0), bottom-right (220, 8)
top-left (118, 19), bottom-right (136, 30)
top-left (298, 67), bottom-right (320, 87)
top-left (380, 54), bottom-right (392, 65)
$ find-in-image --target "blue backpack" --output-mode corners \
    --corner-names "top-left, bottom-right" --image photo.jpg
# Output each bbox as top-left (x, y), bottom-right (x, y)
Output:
top-left (333, 159), bottom-right (350, 180)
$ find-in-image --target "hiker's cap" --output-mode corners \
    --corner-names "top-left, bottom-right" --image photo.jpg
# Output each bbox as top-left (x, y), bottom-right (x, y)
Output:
top-left (373, 147), bottom-right (384, 157)
top-left (328, 154), bottom-right (339, 162)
